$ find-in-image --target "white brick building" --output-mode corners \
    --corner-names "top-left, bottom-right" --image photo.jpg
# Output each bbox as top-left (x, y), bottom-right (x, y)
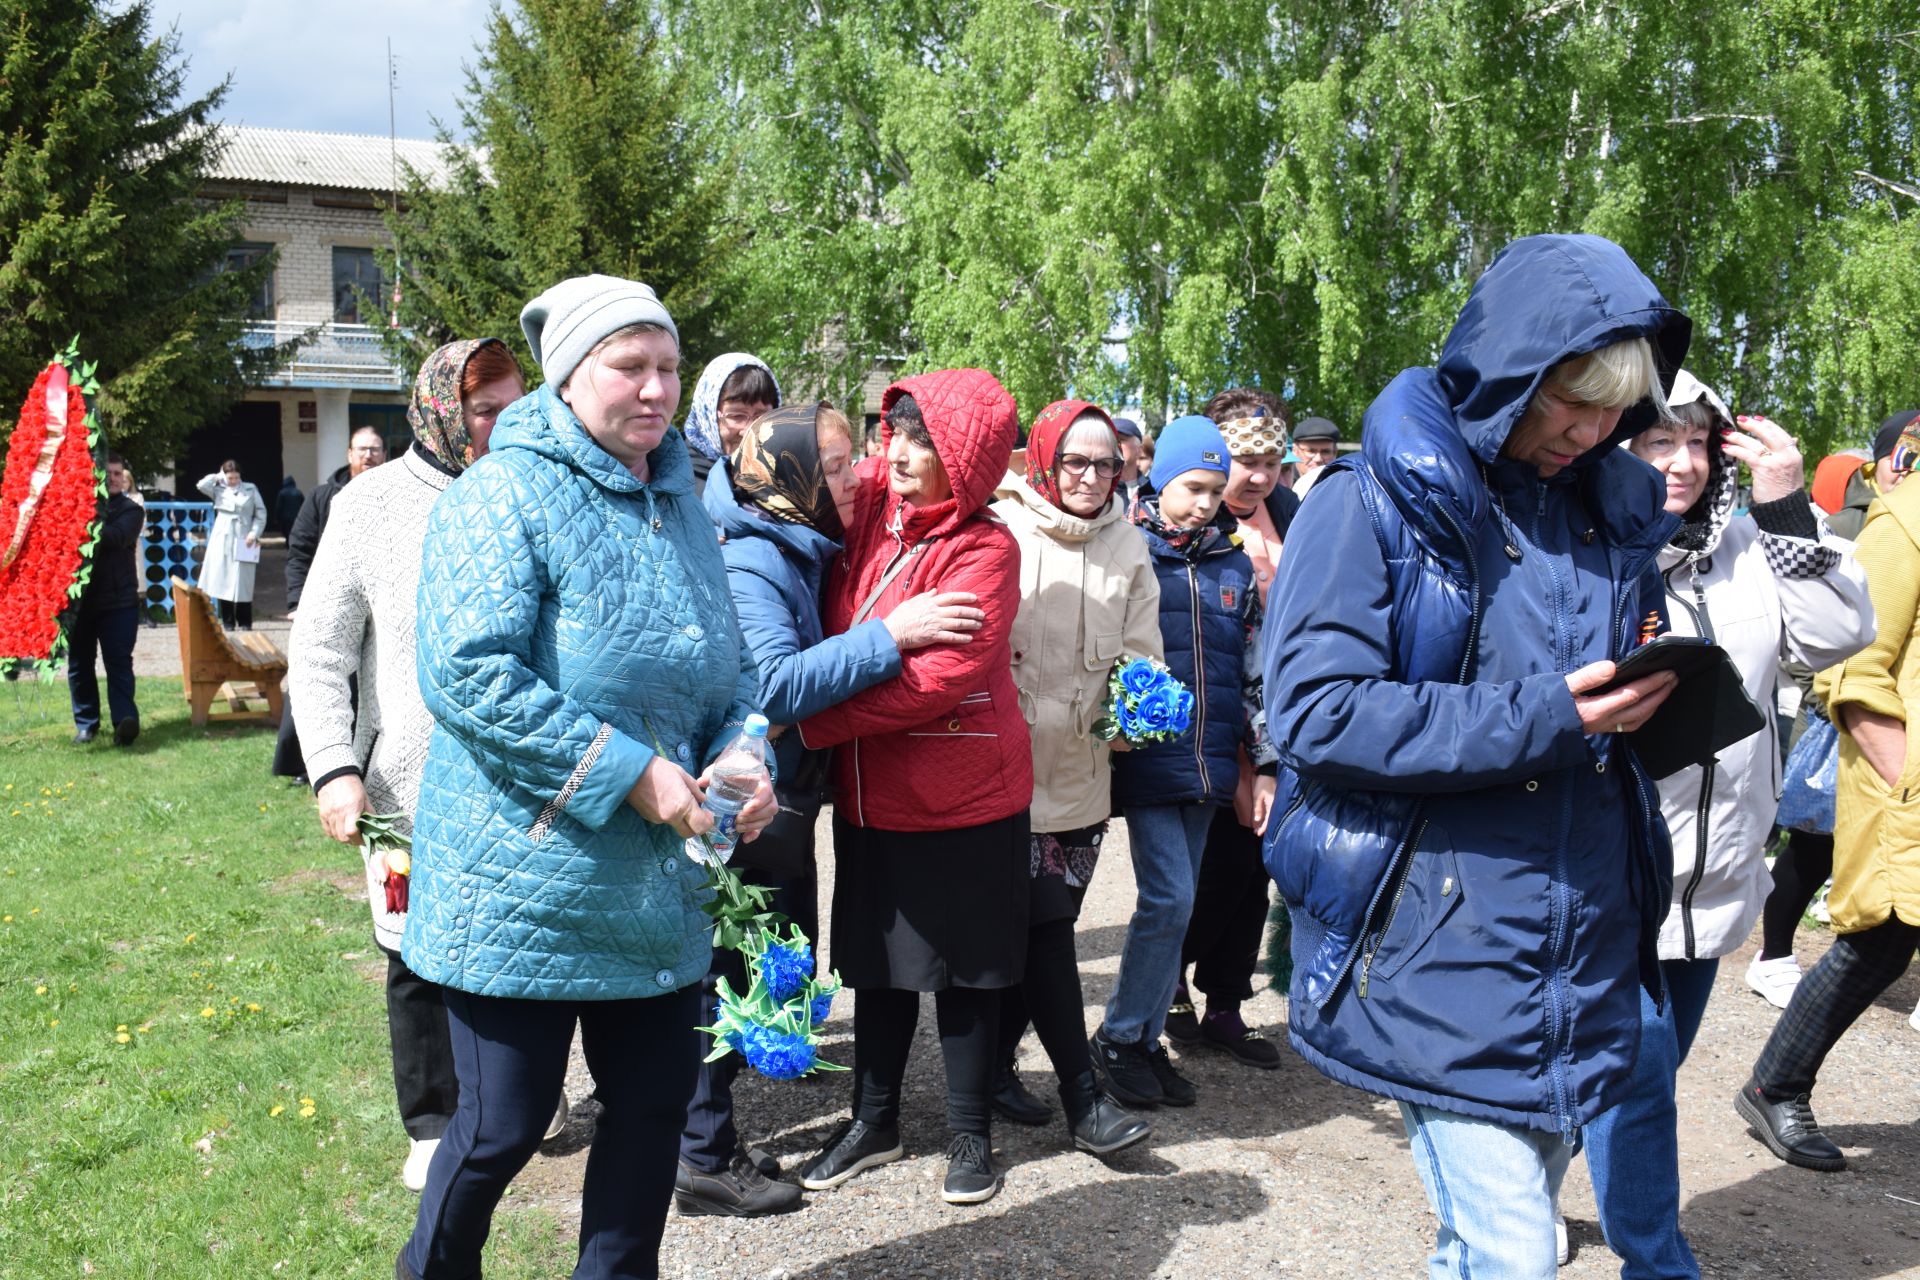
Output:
top-left (184, 126), bottom-right (452, 497)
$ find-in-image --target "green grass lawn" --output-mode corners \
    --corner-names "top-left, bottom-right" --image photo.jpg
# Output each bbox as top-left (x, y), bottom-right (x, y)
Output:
top-left (0, 677), bottom-right (569, 1278)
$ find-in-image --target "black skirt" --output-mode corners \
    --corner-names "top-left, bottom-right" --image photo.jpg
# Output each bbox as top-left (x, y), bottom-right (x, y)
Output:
top-left (830, 810), bottom-right (1030, 992)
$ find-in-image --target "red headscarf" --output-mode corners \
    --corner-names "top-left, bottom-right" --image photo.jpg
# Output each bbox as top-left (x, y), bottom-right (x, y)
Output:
top-left (1025, 399), bottom-right (1117, 512)
top-left (1811, 453), bottom-right (1866, 515)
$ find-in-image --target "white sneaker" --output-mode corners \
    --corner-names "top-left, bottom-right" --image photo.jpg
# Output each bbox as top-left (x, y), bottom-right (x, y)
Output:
top-left (402, 1137), bottom-right (439, 1192)
top-left (1909, 998), bottom-right (1920, 1034)
top-left (1555, 1213), bottom-right (1570, 1266)
top-left (1746, 954), bottom-right (1802, 1010)
top-left (544, 1092), bottom-right (569, 1142)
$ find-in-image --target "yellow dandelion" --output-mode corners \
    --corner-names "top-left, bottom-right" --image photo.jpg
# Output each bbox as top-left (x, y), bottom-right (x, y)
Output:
top-left (270, 1104), bottom-right (285, 1117)
top-left (27, 907), bottom-right (38, 915)
top-left (199, 1007), bottom-right (215, 1018)
top-left (298, 1105), bottom-right (316, 1118)
top-left (258, 803), bottom-right (267, 813)
top-left (246, 1003), bottom-right (261, 1012)
top-left (33, 984), bottom-right (46, 996)
top-left (184, 933), bottom-right (196, 943)
top-left (48, 1019), bottom-right (58, 1027)
top-left (116, 1024), bottom-right (127, 1032)
top-left (115, 1033), bottom-right (130, 1044)
top-left (39, 788), bottom-right (49, 796)
top-left (3, 916), bottom-right (12, 924)
top-left (299, 1096), bottom-right (314, 1106)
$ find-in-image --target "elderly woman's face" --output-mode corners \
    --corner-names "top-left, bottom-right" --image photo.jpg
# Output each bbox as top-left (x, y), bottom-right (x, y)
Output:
top-left (1629, 419), bottom-right (1714, 515)
top-left (887, 429), bottom-right (953, 506)
top-left (1505, 388), bottom-right (1623, 478)
top-left (563, 330), bottom-right (681, 467)
top-left (819, 426), bottom-right (860, 528)
top-left (464, 374), bottom-right (526, 459)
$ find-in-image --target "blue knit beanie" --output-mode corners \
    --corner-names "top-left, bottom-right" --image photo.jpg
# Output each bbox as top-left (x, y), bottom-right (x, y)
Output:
top-left (1149, 415), bottom-right (1232, 491)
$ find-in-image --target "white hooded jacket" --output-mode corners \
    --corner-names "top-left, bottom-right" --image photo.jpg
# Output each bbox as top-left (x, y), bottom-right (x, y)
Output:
top-left (1651, 371), bottom-right (1875, 961)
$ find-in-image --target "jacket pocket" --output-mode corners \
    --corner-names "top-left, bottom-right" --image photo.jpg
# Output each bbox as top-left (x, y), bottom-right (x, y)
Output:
top-left (1365, 830), bottom-right (1462, 983)
top-left (906, 690), bottom-right (999, 738)
top-left (1084, 628), bottom-right (1123, 672)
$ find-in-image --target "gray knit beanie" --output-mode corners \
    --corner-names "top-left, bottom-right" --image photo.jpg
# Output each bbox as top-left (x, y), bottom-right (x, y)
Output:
top-left (518, 274), bottom-right (678, 388)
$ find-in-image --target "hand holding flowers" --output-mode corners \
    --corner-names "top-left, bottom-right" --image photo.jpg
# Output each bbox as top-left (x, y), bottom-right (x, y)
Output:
top-left (1092, 656), bottom-right (1194, 745)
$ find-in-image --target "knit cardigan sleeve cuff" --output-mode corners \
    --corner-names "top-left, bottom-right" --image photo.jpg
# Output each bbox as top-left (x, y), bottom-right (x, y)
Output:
top-left (303, 741), bottom-right (363, 793)
top-left (310, 765), bottom-right (362, 795)
top-left (1748, 489), bottom-right (1821, 540)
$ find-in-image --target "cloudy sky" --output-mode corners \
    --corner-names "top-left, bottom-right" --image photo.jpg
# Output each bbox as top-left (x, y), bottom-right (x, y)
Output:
top-left (142, 0), bottom-right (494, 139)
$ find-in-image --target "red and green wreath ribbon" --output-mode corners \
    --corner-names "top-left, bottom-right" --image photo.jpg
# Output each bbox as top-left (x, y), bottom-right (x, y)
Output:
top-left (0, 343), bottom-right (105, 667)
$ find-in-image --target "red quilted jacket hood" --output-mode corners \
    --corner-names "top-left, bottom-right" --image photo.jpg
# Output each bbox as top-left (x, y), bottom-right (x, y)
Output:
top-left (880, 369), bottom-right (1019, 539)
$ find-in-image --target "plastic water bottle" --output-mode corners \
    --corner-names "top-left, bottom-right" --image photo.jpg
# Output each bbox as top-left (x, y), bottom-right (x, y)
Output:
top-left (694, 714), bottom-right (770, 865)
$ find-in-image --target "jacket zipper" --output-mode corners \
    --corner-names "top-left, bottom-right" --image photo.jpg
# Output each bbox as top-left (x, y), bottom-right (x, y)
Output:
top-left (1663, 560), bottom-right (1715, 960)
top-left (1357, 818), bottom-right (1426, 999)
top-left (1186, 563), bottom-right (1211, 797)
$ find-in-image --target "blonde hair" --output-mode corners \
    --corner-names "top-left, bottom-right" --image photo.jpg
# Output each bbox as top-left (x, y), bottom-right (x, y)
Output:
top-left (1537, 336), bottom-right (1671, 420)
top-left (814, 402), bottom-right (853, 446)
top-left (1062, 413), bottom-right (1119, 455)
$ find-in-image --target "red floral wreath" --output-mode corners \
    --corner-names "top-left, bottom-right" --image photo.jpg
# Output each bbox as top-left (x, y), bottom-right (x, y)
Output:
top-left (0, 359), bottom-right (101, 662)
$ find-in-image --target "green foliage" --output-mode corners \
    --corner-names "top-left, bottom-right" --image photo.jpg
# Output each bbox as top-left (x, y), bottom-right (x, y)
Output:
top-left (382, 0), bottom-right (732, 387)
top-left (666, 0), bottom-right (1919, 446)
top-left (0, 1), bottom-right (281, 473)
top-left (0, 679), bottom-right (567, 1276)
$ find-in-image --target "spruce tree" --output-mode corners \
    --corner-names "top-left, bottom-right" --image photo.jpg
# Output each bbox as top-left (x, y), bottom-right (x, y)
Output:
top-left (0, 0), bottom-right (278, 472)
top-left (384, 0), bottom-right (731, 385)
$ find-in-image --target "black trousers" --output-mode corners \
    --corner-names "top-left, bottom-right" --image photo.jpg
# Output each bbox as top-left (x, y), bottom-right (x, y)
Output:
top-left (854, 985), bottom-right (999, 1137)
top-left (1754, 915), bottom-right (1920, 1098)
top-left (1179, 806), bottom-right (1268, 1008)
top-left (383, 948), bottom-right (459, 1141)
top-left (66, 605), bottom-right (138, 733)
top-left (214, 597), bottom-right (253, 630)
top-left (1760, 830), bottom-right (1835, 959)
top-left (679, 866), bottom-right (818, 1174)
top-left (403, 983), bottom-right (700, 1280)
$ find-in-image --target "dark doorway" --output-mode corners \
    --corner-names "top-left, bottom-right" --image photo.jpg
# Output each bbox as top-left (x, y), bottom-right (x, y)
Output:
top-left (175, 401), bottom-right (284, 502)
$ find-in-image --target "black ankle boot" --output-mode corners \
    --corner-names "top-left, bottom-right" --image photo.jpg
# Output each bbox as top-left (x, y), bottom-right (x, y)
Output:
top-left (990, 1063), bottom-right (1053, 1126)
top-left (1061, 1070), bottom-right (1151, 1156)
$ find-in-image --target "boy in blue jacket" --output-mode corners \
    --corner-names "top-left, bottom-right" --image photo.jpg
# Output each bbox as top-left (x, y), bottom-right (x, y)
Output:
top-left (1091, 416), bottom-right (1277, 1109)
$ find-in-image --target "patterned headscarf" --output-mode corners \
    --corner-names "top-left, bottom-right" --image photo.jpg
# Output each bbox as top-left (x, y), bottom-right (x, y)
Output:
top-left (407, 338), bottom-right (508, 475)
top-left (685, 352), bottom-right (781, 463)
top-left (730, 403), bottom-right (844, 541)
top-left (1025, 399), bottom-right (1116, 512)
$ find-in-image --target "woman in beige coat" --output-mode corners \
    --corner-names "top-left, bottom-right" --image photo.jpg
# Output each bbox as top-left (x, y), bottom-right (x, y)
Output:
top-left (987, 399), bottom-right (1161, 1157)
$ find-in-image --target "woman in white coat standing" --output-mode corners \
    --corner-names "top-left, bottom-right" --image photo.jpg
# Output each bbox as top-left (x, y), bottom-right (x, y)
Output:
top-left (1579, 370), bottom-right (1874, 1278)
top-left (196, 459), bottom-right (267, 629)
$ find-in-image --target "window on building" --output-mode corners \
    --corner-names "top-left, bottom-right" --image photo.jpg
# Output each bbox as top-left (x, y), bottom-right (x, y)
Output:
top-left (209, 241), bottom-right (276, 320)
top-left (332, 247), bottom-right (386, 325)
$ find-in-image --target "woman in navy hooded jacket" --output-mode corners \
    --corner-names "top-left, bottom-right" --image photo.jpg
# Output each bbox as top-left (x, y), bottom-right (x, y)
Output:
top-left (1262, 234), bottom-right (1691, 1280)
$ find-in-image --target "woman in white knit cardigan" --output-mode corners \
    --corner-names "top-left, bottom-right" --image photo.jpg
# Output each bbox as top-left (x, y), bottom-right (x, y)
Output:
top-left (288, 338), bottom-right (528, 1192)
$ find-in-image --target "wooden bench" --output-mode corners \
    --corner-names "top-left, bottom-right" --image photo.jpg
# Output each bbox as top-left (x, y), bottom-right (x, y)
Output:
top-left (169, 576), bottom-right (287, 726)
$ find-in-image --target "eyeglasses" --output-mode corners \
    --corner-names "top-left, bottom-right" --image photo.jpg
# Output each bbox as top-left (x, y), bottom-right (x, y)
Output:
top-left (716, 407), bottom-right (763, 429)
top-left (1057, 454), bottom-right (1123, 478)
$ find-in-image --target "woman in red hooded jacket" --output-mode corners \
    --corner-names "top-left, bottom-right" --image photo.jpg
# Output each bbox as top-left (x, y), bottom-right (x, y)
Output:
top-left (795, 369), bottom-right (1034, 1206)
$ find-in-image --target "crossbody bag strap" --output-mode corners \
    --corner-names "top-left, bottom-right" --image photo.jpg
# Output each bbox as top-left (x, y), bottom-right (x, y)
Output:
top-left (851, 540), bottom-right (931, 627)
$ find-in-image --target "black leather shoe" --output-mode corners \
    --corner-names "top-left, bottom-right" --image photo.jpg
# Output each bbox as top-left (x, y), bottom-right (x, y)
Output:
top-left (112, 717), bottom-right (139, 746)
top-left (798, 1119), bottom-right (903, 1191)
top-left (1200, 1010), bottom-right (1282, 1069)
top-left (1735, 1078), bottom-right (1845, 1171)
top-left (1089, 1027), bottom-right (1163, 1108)
top-left (941, 1132), bottom-right (1001, 1204)
top-left (1145, 1041), bottom-right (1197, 1107)
top-left (1062, 1071), bottom-right (1152, 1156)
top-left (72, 728), bottom-right (96, 744)
top-left (674, 1155), bottom-right (802, 1216)
top-left (991, 1064), bottom-right (1053, 1126)
top-left (1164, 986), bottom-right (1202, 1046)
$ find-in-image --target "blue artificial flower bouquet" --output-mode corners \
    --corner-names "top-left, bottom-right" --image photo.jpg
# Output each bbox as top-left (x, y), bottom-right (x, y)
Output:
top-left (696, 860), bottom-right (846, 1079)
top-left (1091, 655), bottom-right (1194, 744)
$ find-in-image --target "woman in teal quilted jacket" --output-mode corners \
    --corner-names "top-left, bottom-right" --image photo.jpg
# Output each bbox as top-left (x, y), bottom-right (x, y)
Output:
top-left (397, 275), bottom-right (774, 1280)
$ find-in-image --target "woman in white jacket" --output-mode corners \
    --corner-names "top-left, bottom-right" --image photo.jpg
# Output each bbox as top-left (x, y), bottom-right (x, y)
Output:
top-left (987, 399), bottom-right (1161, 1158)
top-left (195, 461), bottom-right (266, 629)
top-left (1579, 370), bottom-right (1874, 1277)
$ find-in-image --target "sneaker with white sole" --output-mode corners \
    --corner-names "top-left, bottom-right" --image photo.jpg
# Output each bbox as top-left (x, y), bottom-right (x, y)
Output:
top-left (402, 1137), bottom-right (439, 1192)
top-left (1909, 998), bottom-right (1920, 1034)
top-left (543, 1093), bottom-right (569, 1142)
top-left (1745, 954), bottom-right (1802, 1010)
top-left (1555, 1213), bottom-right (1569, 1266)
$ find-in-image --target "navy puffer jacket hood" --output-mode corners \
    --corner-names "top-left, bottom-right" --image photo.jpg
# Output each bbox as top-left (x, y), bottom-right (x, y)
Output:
top-left (1263, 234), bottom-right (1689, 1136)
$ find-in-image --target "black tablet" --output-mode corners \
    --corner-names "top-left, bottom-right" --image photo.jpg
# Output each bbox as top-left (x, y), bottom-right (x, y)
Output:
top-left (1596, 634), bottom-right (1719, 693)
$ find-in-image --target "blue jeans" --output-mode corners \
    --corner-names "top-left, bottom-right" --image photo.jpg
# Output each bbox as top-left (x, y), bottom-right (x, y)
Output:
top-left (1103, 803), bottom-right (1216, 1044)
top-left (66, 605), bottom-right (138, 734)
top-left (1582, 957), bottom-right (1719, 1280)
top-left (1401, 1101), bottom-right (1573, 1280)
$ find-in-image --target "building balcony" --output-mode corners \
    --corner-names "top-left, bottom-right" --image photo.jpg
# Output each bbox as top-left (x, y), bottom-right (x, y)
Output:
top-left (241, 320), bottom-right (407, 391)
